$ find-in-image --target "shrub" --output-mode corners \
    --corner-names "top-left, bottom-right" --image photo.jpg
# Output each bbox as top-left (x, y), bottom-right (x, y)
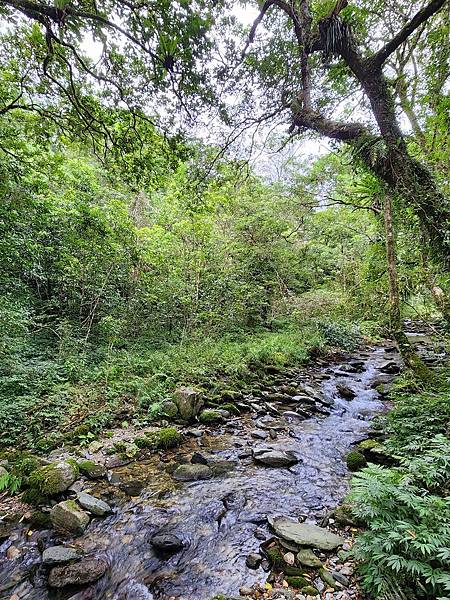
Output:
top-left (348, 437), bottom-right (450, 599)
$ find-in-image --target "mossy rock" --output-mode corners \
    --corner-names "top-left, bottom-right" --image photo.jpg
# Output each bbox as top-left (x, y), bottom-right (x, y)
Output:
top-left (284, 566), bottom-right (307, 576)
top-left (220, 390), bottom-right (241, 402)
top-left (27, 461), bottom-right (79, 497)
top-left (301, 585), bottom-right (319, 595)
top-left (319, 568), bottom-right (339, 589)
top-left (77, 460), bottom-right (106, 479)
top-left (134, 436), bottom-right (154, 449)
top-left (358, 438), bottom-right (383, 452)
top-left (198, 409), bottom-right (225, 424)
top-left (346, 450), bottom-right (367, 472)
top-left (266, 546), bottom-right (285, 570)
top-left (285, 575), bottom-right (310, 588)
top-left (145, 427), bottom-right (183, 450)
top-left (28, 510), bottom-right (52, 529)
top-left (333, 504), bottom-right (359, 527)
top-left (221, 403), bottom-right (240, 415)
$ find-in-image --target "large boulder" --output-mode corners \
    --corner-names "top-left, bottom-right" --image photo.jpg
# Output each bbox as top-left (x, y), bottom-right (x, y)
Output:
top-left (172, 387), bottom-right (203, 421)
top-left (269, 516), bottom-right (344, 551)
top-left (253, 449), bottom-right (299, 468)
top-left (48, 557), bottom-right (107, 587)
top-left (77, 492), bottom-right (112, 516)
top-left (42, 546), bottom-right (81, 566)
top-left (172, 464), bottom-right (212, 481)
top-left (28, 461), bottom-right (78, 495)
top-left (50, 500), bottom-right (90, 535)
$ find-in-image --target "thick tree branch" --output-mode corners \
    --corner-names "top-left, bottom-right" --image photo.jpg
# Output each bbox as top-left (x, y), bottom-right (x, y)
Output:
top-left (291, 108), bottom-right (369, 141)
top-left (371, 0), bottom-right (447, 66)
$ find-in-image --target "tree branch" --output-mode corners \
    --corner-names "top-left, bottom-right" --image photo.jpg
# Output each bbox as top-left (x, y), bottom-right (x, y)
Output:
top-left (371, 0), bottom-right (447, 66)
top-left (291, 108), bottom-right (369, 141)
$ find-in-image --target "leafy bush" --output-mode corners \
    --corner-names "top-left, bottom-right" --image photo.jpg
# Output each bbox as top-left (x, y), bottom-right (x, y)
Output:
top-left (315, 320), bottom-right (361, 351)
top-left (349, 436), bottom-right (450, 599)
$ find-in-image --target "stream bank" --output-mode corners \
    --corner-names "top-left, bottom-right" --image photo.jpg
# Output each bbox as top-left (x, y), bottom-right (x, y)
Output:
top-left (0, 340), bottom-right (412, 600)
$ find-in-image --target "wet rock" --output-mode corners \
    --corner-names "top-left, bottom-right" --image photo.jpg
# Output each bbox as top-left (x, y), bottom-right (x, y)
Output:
top-left (379, 360), bottom-right (401, 374)
top-left (207, 458), bottom-right (237, 476)
top-left (251, 430), bottom-right (268, 440)
top-left (191, 452), bottom-right (208, 465)
top-left (172, 463), bottom-right (212, 481)
top-left (77, 492), bottom-right (112, 516)
top-left (48, 557), bottom-right (107, 587)
top-left (28, 461), bottom-right (78, 495)
top-left (331, 570), bottom-right (350, 587)
top-left (78, 460), bottom-right (107, 479)
top-left (282, 411), bottom-right (307, 421)
top-left (118, 479), bottom-right (145, 496)
top-left (336, 384), bottom-right (356, 400)
top-left (253, 449), bottom-right (299, 468)
top-left (246, 553), bottom-right (262, 569)
top-left (50, 500), bottom-right (90, 535)
top-left (269, 516), bottom-right (344, 551)
top-left (269, 429), bottom-right (277, 440)
top-left (297, 548), bottom-right (323, 568)
top-left (150, 533), bottom-right (183, 553)
top-left (42, 546), bottom-right (81, 565)
top-left (172, 387), bottom-right (203, 421)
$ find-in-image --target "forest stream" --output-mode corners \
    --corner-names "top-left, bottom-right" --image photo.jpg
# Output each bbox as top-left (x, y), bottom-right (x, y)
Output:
top-left (0, 333), bottom-right (442, 600)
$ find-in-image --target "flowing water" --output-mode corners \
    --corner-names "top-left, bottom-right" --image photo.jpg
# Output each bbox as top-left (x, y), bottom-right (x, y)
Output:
top-left (1, 345), bottom-right (402, 600)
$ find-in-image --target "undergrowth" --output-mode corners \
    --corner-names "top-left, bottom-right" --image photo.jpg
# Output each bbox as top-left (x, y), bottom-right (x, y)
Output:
top-left (0, 321), bottom-right (357, 451)
top-left (348, 366), bottom-right (450, 599)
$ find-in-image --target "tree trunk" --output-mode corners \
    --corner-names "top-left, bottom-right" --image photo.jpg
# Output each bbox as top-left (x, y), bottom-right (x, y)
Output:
top-left (383, 193), bottom-right (433, 375)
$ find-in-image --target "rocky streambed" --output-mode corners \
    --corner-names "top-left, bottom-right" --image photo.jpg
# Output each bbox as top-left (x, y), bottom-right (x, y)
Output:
top-left (0, 343), bottom-right (408, 600)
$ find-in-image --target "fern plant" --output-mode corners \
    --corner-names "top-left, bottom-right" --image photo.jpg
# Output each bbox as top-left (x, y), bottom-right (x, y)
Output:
top-left (348, 436), bottom-right (450, 599)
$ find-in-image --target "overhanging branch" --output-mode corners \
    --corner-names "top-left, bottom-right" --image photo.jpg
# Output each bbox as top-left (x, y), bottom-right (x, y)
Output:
top-left (371, 0), bottom-right (447, 66)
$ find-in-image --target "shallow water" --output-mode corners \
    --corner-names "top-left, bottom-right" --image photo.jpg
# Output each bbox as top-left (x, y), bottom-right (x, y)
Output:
top-left (0, 345), bottom-right (397, 600)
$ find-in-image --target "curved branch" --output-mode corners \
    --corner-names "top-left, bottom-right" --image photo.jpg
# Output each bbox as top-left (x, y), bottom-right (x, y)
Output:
top-left (371, 0), bottom-right (447, 66)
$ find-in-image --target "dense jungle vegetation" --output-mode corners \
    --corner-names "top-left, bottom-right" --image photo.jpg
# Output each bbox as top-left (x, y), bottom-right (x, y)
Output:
top-left (0, 0), bottom-right (449, 598)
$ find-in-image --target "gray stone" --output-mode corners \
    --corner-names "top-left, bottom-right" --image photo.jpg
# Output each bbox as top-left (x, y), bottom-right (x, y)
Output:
top-left (172, 464), bottom-right (212, 481)
top-left (48, 557), bottom-right (107, 587)
top-left (253, 449), bottom-right (299, 468)
top-left (297, 548), bottom-right (323, 568)
top-left (42, 546), bottom-right (81, 566)
top-left (77, 492), bottom-right (112, 516)
top-left (269, 516), bottom-right (344, 551)
top-left (50, 500), bottom-right (90, 535)
top-left (251, 430), bottom-right (268, 439)
top-left (331, 570), bottom-right (350, 587)
top-left (172, 387), bottom-right (203, 421)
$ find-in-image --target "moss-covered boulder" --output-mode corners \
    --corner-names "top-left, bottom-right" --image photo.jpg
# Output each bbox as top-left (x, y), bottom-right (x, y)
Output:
top-left (199, 409), bottom-right (226, 424)
top-left (154, 427), bottom-right (183, 449)
top-left (319, 568), bottom-right (339, 589)
top-left (265, 546), bottom-right (286, 570)
top-left (50, 500), bottom-right (90, 534)
top-left (28, 461), bottom-right (78, 496)
top-left (346, 450), bottom-right (367, 472)
top-left (78, 460), bottom-right (106, 479)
